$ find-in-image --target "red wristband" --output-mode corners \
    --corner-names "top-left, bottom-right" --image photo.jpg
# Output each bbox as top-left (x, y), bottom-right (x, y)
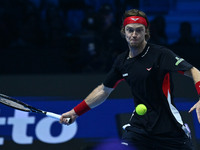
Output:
top-left (195, 81), bottom-right (200, 95)
top-left (74, 100), bottom-right (91, 116)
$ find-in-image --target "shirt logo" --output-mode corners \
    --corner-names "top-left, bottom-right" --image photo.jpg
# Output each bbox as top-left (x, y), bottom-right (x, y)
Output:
top-left (146, 67), bottom-right (152, 71)
top-left (122, 73), bottom-right (128, 77)
top-left (175, 57), bottom-right (184, 66)
top-left (131, 18), bottom-right (139, 21)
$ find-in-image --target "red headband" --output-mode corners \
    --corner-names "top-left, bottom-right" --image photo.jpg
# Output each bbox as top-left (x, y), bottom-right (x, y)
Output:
top-left (123, 16), bottom-right (147, 27)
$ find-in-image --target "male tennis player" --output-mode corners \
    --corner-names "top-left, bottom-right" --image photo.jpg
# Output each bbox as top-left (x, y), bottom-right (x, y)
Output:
top-left (60, 9), bottom-right (200, 149)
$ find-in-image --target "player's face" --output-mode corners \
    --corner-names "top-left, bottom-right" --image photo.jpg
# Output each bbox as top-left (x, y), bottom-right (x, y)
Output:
top-left (125, 24), bottom-right (146, 48)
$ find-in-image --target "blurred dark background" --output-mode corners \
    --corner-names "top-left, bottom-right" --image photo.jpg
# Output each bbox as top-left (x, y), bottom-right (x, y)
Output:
top-left (0, 0), bottom-right (199, 74)
top-left (0, 1), bottom-right (200, 149)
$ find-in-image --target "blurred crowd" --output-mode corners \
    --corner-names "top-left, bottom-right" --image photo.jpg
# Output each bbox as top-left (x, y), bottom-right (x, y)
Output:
top-left (0, 0), bottom-right (199, 74)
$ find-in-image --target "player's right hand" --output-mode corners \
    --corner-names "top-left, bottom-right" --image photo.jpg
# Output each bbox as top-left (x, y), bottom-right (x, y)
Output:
top-left (189, 100), bottom-right (200, 124)
top-left (60, 109), bottom-right (78, 125)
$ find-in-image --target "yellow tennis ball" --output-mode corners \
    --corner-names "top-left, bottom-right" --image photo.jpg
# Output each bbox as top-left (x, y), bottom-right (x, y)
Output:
top-left (136, 104), bottom-right (147, 115)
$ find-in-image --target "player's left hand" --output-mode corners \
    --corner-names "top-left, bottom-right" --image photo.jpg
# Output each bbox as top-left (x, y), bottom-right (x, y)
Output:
top-left (189, 100), bottom-right (200, 123)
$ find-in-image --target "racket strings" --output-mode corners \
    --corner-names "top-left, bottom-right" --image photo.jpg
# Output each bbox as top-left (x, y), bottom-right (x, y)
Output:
top-left (0, 94), bottom-right (44, 114)
top-left (0, 94), bottom-right (31, 112)
top-left (0, 98), bottom-right (30, 111)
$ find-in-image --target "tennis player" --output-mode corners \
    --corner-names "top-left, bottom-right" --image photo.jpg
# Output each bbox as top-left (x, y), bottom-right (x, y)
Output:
top-left (60, 9), bottom-right (200, 149)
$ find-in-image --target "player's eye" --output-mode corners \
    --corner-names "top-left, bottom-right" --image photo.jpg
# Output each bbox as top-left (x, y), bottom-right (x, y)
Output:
top-left (126, 28), bottom-right (134, 33)
top-left (135, 28), bottom-right (143, 33)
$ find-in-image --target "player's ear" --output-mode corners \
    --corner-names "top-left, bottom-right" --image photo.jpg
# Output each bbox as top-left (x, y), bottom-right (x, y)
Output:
top-left (145, 28), bottom-right (150, 41)
top-left (145, 28), bottom-right (147, 35)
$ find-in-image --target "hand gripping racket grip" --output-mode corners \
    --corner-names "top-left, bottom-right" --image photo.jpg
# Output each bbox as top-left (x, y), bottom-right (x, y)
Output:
top-left (46, 112), bottom-right (71, 123)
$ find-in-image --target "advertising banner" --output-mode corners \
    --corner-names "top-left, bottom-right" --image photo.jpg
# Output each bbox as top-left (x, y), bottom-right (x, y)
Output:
top-left (0, 97), bottom-right (199, 149)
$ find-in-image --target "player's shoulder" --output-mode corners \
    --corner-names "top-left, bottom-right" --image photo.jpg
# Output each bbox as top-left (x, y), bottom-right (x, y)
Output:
top-left (112, 50), bottom-right (128, 68)
top-left (115, 50), bottom-right (128, 62)
top-left (148, 43), bottom-right (173, 55)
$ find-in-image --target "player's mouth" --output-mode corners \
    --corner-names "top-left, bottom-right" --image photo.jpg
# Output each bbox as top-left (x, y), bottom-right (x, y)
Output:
top-left (130, 39), bottom-right (138, 43)
top-left (130, 38), bottom-right (138, 41)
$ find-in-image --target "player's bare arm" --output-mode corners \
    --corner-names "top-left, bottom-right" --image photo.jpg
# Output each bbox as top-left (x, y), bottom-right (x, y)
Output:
top-left (84, 84), bottom-right (114, 108)
top-left (184, 67), bottom-right (200, 123)
top-left (60, 84), bottom-right (113, 125)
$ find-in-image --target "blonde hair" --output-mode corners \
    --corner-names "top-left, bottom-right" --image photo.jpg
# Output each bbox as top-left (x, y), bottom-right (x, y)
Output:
top-left (120, 9), bottom-right (150, 41)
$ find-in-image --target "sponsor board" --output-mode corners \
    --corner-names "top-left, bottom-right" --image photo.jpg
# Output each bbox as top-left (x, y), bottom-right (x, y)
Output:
top-left (0, 97), bottom-right (199, 146)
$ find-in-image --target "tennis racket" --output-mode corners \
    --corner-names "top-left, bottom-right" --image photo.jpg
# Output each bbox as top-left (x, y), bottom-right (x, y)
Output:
top-left (0, 93), bottom-right (71, 123)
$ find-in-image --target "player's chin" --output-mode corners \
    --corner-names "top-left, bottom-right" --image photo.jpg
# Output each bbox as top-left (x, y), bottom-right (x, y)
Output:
top-left (130, 40), bottom-right (143, 47)
top-left (130, 42), bottom-right (139, 48)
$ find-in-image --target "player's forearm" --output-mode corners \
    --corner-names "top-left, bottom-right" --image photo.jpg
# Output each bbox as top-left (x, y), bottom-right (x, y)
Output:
top-left (84, 84), bottom-right (112, 108)
top-left (73, 84), bottom-right (113, 116)
top-left (184, 67), bottom-right (200, 83)
top-left (185, 67), bottom-right (200, 97)
top-left (186, 67), bottom-right (200, 123)
top-left (60, 84), bottom-right (113, 124)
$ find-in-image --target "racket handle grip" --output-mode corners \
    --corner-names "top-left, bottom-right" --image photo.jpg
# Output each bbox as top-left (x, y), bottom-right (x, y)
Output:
top-left (46, 112), bottom-right (71, 123)
top-left (46, 112), bottom-right (61, 120)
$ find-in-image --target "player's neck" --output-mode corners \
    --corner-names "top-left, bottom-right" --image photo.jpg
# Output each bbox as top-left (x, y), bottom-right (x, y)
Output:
top-left (128, 41), bottom-right (147, 58)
